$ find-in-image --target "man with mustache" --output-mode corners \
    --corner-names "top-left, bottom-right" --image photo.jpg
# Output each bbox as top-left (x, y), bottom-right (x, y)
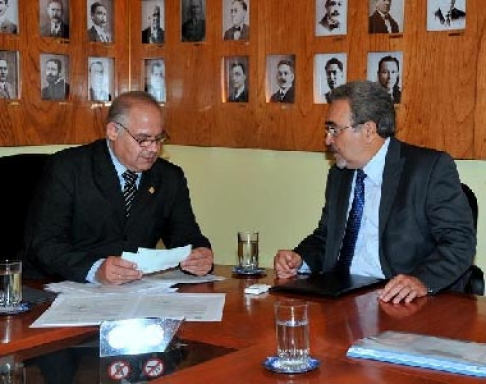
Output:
top-left (41, 57), bottom-right (70, 100)
top-left (40, 0), bottom-right (69, 38)
top-left (323, 57), bottom-right (344, 103)
top-left (0, 0), bottom-right (17, 34)
top-left (23, 91), bottom-right (213, 382)
top-left (274, 80), bottom-right (475, 304)
top-left (270, 59), bottom-right (295, 103)
top-left (181, 0), bottom-right (205, 42)
top-left (316, 0), bottom-right (345, 36)
top-left (88, 1), bottom-right (111, 42)
top-left (369, 0), bottom-right (399, 34)
top-left (0, 57), bottom-right (15, 99)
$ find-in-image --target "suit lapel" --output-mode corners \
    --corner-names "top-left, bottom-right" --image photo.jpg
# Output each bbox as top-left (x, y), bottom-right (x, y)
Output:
top-left (128, 162), bottom-right (164, 220)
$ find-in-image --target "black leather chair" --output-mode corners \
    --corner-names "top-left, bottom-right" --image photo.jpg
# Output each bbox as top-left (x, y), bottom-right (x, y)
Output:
top-left (0, 153), bottom-right (50, 261)
top-left (461, 183), bottom-right (485, 295)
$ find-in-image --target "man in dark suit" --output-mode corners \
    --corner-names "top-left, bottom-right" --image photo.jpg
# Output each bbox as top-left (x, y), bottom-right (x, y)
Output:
top-left (40, 0), bottom-right (69, 38)
top-left (377, 55), bottom-right (401, 104)
top-left (274, 81), bottom-right (475, 304)
top-left (0, 58), bottom-right (15, 99)
top-left (41, 58), bottom-right (70, 100)
top-left (181, 0), bottom-right (205, 42)
top-left (323, 57), bottom-right (344, 103)
top-left (316, 0), bottom-right (344, 36)
top-left (0, 0), bottom-right (17, 33)
top-left (369, 0), bottom-right (399, 34)
top-left (88, 60), bottom-right (111, 101)
top-left (228, 62), bottom-right (248, 102)
top-left (223, 0), bottom-right (249, 41)
top-left (270, 59), bottom-right (295, 103)
top-left (142, 4), bottom-right (165, 44)
top-left (88, 1), bottom-right (112, 42)
top-left (433, 0), bottom-right (466, 28)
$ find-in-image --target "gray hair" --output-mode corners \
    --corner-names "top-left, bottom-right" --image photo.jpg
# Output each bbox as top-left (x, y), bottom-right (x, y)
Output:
top-left (107, 91), bottom-right (160, 126)
top-left (329, 80), bottom-right (395, 138)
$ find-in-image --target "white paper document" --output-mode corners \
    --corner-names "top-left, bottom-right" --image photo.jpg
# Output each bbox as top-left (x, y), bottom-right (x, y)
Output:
top-left (122, 245), bottom-right (192, 274)
top-left (31, 292), bottom-right (226, 328)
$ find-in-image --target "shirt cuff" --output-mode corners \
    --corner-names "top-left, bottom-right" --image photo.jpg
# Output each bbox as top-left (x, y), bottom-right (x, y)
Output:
top-left (86, 259), bottom-right (105, 283)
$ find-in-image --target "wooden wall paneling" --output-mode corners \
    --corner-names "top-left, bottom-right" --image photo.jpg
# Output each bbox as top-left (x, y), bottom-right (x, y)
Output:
top-left (473, 0), bottom-right (486, 159)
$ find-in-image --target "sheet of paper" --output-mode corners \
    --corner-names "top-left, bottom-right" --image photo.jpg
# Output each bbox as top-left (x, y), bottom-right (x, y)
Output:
top-left (30, 292), bottom-right (226, 328)
top-left (122, 245), bottom-right (192, 274)
top-left (45, 279), bottom-right (176, 295)
top-left (147, 269), bottom-right (226, 284)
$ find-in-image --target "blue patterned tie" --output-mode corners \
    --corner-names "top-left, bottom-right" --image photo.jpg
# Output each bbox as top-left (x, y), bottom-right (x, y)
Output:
top-left (336, 169), bottom-right (367, 272)
top-left (122, 170), bottom-right (138, 217)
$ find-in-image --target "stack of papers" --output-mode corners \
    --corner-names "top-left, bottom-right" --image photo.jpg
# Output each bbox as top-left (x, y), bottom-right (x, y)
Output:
top-left (122, 245), bottom-right (192, 274)
top-left (347, 331), bottom-right (486, 377)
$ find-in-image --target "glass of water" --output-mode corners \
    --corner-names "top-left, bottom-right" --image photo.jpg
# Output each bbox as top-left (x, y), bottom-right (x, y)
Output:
top-left (0, 260), bottom-right (22, 308)
top-left (274, 300), bottom-right (309, 370)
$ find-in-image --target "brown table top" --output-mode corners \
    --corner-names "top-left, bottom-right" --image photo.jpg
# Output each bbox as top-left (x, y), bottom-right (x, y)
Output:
top-left (2, 265), bottom-right (486, 383)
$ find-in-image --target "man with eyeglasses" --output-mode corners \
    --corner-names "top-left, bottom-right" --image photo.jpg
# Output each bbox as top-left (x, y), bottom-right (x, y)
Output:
top-left (23, 91), bottom-right (213, 285)
top-left (274, 80), bottom-right (475, 304)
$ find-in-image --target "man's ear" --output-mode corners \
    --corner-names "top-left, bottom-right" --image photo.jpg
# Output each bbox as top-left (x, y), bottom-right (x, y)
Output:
top-left (362, 121), bottom-right (378, 142)
top-left (106, 122), bottom-right (119, 141)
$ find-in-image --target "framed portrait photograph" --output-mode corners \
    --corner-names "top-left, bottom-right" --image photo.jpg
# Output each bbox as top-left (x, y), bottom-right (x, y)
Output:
top-left (0, 0), bottom-right (19, 34)
top-left (316, 0), bottom-right (348, 37)
top-left (88, 57), bottom-right (114, 102)
top-left (40, 53), bottom-right (70, 101)
top-left (314, 53), bottom-right (347, 104)
top-left (223, 56), bottom-right (249, 103)
top-left (368, 0), bottom-right (404, 34)
top-left (87, 0), bottom-right (114, 43)
top-left (144, 58), bottom-right (166, 103)
top-left (367, 51), bottom-right (403, 104)
top-left (0, 50), bottom-right (19, 99)
top-left (181, 0), bottom-right (206, 42)
top-left (427, 0), bottom-right (466, 31)
top-left (222, 0), bottom-right (249, 41)
top-left (142, 0), bottom-right (165, 44)
top-left (39, 0), bottom-right (70, 38)
top-left (266, 54), bottom-right (296, 103)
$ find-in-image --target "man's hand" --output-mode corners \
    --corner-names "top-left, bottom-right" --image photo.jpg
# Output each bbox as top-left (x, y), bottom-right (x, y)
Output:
top-left (274, 250), bottom-right (302, 279)
top-left (96, 256), bottom-right (143, 285)
top-left (180, 247), bottom-right (213, 276)
top-left (378, 274), bottom-right (428, 304)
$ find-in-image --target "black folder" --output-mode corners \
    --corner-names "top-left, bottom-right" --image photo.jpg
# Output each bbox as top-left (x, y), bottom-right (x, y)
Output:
top-left (22, 286), bottom-right (57, 303)
top-left (270, 272), bottom-right (384, 297)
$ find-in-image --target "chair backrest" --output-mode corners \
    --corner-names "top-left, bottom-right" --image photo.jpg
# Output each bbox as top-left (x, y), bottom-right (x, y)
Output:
top-left (461, 183), bottom-right (484, 295)
top-left (0, 154), bottom-right (50, 261)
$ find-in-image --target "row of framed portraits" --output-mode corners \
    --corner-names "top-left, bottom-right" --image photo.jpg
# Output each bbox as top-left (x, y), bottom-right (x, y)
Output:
top-left (0, 0), bottom-right (467, 42)
top-left (0, 50), bottom-right (403, 104)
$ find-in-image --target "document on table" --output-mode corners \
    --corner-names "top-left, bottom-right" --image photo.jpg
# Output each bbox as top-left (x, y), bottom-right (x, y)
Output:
top-left (30, 292), bottom-right (226, 328)
top-left (347, 331), bottom-right (486, 377)
top-left (122, 245), bottom-right (192, 274)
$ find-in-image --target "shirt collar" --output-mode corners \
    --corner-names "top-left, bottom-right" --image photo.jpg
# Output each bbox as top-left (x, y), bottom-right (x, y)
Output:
top-left (106, 140), bottom-right (141, 182)
top-left (362, 137), bottom-right (390, 186)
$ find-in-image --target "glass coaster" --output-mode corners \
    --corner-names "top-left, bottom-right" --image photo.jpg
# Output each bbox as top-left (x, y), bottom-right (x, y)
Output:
top-left (263, 356), bottom-right (320, 374)
top-left (0, 302), bottom-right (31, 316)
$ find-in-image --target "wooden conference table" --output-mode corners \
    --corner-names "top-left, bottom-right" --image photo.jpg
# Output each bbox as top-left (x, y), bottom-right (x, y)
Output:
top-left (2, 265), bottom-right (486, 383)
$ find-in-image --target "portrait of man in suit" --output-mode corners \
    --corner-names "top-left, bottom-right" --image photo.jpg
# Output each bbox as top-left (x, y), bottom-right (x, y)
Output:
top-left (427, 0), bottom-right (466, 31)
top-left (0, 54), bottom-right (17, 99)
top-left (41, 55), bottom-right (70, 100)
top-left (223, 0), bottom-right (249, 41)
top-left (0, 0), bottom-right (18, 34)
top-left (40, 0), bottom-right (69, 38)
top-left (323, 57), bottom-right (345, 103)
top-left (369, 0), bottom-right (401, 34)
top-left (227, 58), bottom-right (248, 102)
top-left (145, 59), bottom-right (166, 103)
top-left (316, 0), bottom-right (347, 37)
top-left (142, 2), bottom-right (165, 44)
top-left (377, 55), bottom-right (401, 104)
top-left (88, 58), bottom-right (112, 102)
top-left (269, 57), bottom-right (295, 103)
top-left (181, 0), bottom-right (205, 42)
top-left (87, 1), bottom-right (112, 42)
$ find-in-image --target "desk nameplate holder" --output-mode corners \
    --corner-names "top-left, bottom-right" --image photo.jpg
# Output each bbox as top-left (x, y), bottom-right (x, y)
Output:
top-left (99, 317), bottom-right (184, 383)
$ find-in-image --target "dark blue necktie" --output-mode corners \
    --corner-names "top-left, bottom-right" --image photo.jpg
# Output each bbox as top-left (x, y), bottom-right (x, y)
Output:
top-left (122, 170), bottom-right (138, 217)
top-left (336, 169), bottom-right (367, 272)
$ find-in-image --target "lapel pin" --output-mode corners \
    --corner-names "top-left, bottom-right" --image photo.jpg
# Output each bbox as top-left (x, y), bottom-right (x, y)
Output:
top-left (148, 187), bottom-right (155, 194)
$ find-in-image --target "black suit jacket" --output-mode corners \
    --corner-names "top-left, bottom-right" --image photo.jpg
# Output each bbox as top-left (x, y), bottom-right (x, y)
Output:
top-left (294, 138), bottom-right (476, 293)
top-left (228, 87), bottom-right (248, 102)
top-left (40, 21), bottom-right (69, 38)
top-left (22, 140), bottom-right (211, 282)
top-left (142, 27), bottom-right (165, 43)
top-left (270, 85), bottom-right (295, 103)
top-left (434, 8), bottom-right (466, 24)
top-left (223, 24), bottom-right (249, 41)
top-left (181, 18), bottom-right (206, 42)
top-left (369, 11), bottom-right (399, 33)
top-left (41, 79), bottom-right (70, 100)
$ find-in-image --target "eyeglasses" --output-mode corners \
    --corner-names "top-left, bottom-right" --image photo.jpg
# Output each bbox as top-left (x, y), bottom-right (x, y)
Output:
top-left (116, 122), bottom-right (170, 147)
top-left (324, 123), bottom-right (362, 137)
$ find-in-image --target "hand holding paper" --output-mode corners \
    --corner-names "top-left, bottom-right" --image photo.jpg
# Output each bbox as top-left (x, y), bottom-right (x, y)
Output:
top-left (122, 245), bottom-right (192, 274)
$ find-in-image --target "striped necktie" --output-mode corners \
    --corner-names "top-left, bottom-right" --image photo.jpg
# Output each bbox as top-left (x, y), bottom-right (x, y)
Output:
top-left (122, 170), bottom-right (138, 217)
top-left (335, 169), bottom-right (367, 273)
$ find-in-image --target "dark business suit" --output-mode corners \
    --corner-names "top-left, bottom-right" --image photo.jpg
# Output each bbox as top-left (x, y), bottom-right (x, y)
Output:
top-left (88, 25), bottom-right (112, 42)
top-left (41, 79), bottom-right (70, 100)
top-left (270, 85), bottom-right (295, 103)
top-left (434, 8), bottom-right (466, 25)
top-left (142, 27), bottom-right (165, 43)
top-left (294, 138), bottom-right (475, 293)
top-left (228, 87), bottom-right (248, 102)
top-left (22, 139), bottom-right (210, 282)
top-left (40, 21), bottom-right (69, 38)
top-left (0, 18), bottom-right (17, 33)
top-left (181, 18), bottom-right (205, 42)
top-left (368, 11), bottom-right (399, 33)
top-left (223, 24), bottom-right (249, 41)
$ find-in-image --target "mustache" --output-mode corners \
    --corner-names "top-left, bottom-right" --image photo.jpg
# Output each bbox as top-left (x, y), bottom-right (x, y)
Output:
top-left (330, 11), bottom-right (340, 17)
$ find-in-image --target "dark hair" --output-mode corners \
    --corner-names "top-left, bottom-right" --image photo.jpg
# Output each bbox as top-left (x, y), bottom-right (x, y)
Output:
top-left (233, 0), bottom-right (248, 12)
top-left (107, 91), bottom-right (160, 126)
top-left (277, 59), bottom-right (294, 73)
top-left (231, 62), bottom-right (245, 74)
top-left (48, 0), bottom-right (63, 8)
top-left (325, 57), bottom-right (343, 72)
top-left (329, 80), bottom-right (395, 138)
top-left (46, 58), bottom-right (62, 73)
top-left (378, 55), bottom-right (400, 73)
top-left (91, 2), bottom-right (106, 15)
top-left (89, 60), bottom-right (104, 72)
